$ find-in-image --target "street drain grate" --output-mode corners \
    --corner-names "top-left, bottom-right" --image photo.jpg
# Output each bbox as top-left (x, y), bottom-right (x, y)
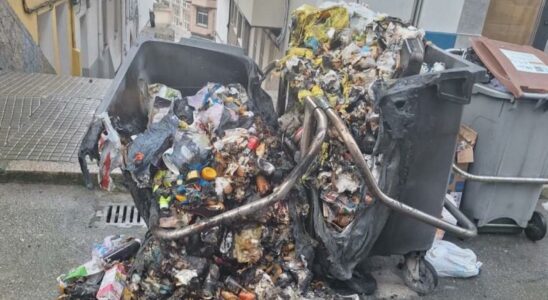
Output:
top-left (98, 204), bottom-right (146, 227)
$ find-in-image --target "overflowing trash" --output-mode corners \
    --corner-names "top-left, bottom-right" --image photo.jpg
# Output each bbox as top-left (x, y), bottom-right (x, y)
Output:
top-left (275, 1), bottom-right (429, 285)
top-left (57, 235), bottom-right (141, 299)
top-left (278, 1), bottom-right (424, 228)
top-left (64, 1), bottom-right (456, 299)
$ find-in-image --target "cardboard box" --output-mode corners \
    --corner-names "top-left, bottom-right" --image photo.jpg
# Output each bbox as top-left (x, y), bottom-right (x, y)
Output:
top-left (96, 264), bottom-right (127, 300)
top-left (438, 126), bottom-right (477, 239)
top-left (447, 125), bottom-right (477, 208)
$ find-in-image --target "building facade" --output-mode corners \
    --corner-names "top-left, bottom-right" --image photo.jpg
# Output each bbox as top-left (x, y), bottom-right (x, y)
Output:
top-left (187, 0), bottom-right (217, 39)
top-left (217, 0), bottom-right (548, 90)
top-left (73, 0), bottom-right (154, 78)
top-left (0, 1), bottom-right (55, 74)
top-left (7, 0), bottom-right (154, 78)
top-left (7, 0), bottom-right (78, 75)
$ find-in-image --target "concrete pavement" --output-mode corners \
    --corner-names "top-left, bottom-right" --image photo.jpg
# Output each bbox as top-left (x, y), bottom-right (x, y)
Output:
top-left (0, 183), bottom-right (145, 300)
top-left (0, 182), bottom-right (546, 299)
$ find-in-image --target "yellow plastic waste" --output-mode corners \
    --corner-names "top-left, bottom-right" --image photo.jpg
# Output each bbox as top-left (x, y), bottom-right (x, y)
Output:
top-left (286, 47), bottom-right (315, 59)
top-left (297, 85), bottom-right (325, 102)
top-left (290, 5), bottom-right (318, 47)
top-left (175, 194), bottom-right (187, 202)
top-left (277, 48), bottom-right (315, 67)
top-left (158, 195), bottom-right (172, 209)
top-left (201, 167), bottom-right (218, 181)
top-left (311, 85), bottom-right (324, 96)
top-left (320, 142), bottom-right (330, 165)
top-left (279, 5), bottom-right (350, 73)
top-left (179, 121), bottom-right (189, 130)
top-left (341, 73), bottom-right (352, 99)
top-left (162, 176), bottom-right (173, 188)
top-left (290, 5), bottom-right (350, 48)
top-left (153, 170), bottom-right (166, 186)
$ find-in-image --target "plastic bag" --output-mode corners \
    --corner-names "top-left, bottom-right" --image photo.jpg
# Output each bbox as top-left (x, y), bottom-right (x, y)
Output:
top-left (147, 83), bottom-right (183, 126)
top-left (290, 5), bottom-right (349, 48)
top-left (426, 239), bottom-right (482, 278)
top-left (98, 113), bottom-right (123, 191)
top-left (162, 130), bottom-right (212, 175)
top-left (126, 113), bottom-right (179, 187)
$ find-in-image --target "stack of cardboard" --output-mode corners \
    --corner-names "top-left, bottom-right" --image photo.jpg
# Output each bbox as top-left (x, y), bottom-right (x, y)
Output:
top-left (447, 125), bottom-right (477, 208)
top-left (436, 125), bottom-right (477, 240)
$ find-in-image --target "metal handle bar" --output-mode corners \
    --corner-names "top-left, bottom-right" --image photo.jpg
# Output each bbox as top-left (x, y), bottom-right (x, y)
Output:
top-left (452, 164), bottom-right (548, 184)
top-left (152, 97), bottom-right (327, 239)
top-left (310, 96), bottom-right (477, 238)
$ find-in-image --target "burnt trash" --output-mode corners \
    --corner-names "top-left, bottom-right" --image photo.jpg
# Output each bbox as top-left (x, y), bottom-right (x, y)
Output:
top-left (274, 2), bottom-right (431, 289)
top-left (57, 235), bottom-right (141, 300)
top-left (70, 1), bottom-right (484, 298)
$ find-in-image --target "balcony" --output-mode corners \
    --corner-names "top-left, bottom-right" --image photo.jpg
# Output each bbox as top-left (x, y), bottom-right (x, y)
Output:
top-left (235, 0), bottom-right (285, 28)
top-left (191, 0), bottom-right (216, 9)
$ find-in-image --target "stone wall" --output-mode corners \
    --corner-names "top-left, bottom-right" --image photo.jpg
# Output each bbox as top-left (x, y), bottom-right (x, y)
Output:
top-left (0, 1), bottom-right (55, 74)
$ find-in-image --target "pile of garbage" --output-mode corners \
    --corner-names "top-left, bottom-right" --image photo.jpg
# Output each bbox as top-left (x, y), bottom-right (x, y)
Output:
top-left (58, 235), bottom-right (141, 300)
top-left (273, 2), bottom-right (428, 289)
top-left (60, 2), bottom-right (432, 299)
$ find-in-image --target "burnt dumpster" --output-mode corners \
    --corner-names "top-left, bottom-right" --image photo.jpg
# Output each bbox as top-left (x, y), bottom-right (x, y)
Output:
top-left (276, 3), bottom-right (484, 295)
top-left (71, 3), bottom-right (483, 299)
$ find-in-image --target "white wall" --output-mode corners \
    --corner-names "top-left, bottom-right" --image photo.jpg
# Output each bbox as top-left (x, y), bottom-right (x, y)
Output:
top-left (75, 1), bottom-right (100, 71)
top-left (55, 2), bottom-right (71, 75)
top-left (73, 0), bottom-right (154, 77)
top-left (365, 0), bottom-right (415, 22)
top-left (216, 0), bottom-right (230, 43)
top-left (418, 0), bottom-right (465, 33)
top-left (139, 0), bottom-right (154, 30)
top-left (37, 10), bottom-right (56, 70)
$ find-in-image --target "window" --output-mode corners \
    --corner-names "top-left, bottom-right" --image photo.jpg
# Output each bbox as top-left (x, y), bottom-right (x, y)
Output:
top-left (229, 0), bottom-right (236, 25)
top-left (258, 30), bottom-right (265, 68)
top-left (236, 12), bottom-right (242, 38)
top-left (196, 8), bottom-right (208, 27)
top-left (183, 0), bottom-right (190, 8)
top-left (251, 28), bottom-right (259, 60)
top-left (114, 0), bottom-right (121, 38)
top-left (102, 0), bottom-right (108, 46)
top-left (242, 19), bottom-right (251, 54)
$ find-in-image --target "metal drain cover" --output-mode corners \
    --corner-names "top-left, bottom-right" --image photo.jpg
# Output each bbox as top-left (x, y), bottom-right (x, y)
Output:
top-left (96, 204), bottom-right (146, 227)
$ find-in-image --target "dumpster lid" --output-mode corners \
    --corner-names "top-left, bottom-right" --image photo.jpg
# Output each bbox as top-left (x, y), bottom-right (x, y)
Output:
top-left (470, 37), bottom-right (548, 98)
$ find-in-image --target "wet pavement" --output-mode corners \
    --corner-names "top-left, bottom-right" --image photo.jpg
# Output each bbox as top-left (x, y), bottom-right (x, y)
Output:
top-left (0, 182), bottom-right (546, 299)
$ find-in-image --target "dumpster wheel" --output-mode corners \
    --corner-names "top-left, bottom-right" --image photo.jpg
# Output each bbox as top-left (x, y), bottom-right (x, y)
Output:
top-left (401, 252), bottom-right (438, 295)
top-left (524, 211), bottom-right (547, 241)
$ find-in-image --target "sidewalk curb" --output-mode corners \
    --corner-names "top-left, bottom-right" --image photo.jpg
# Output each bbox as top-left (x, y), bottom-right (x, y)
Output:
top-left (0, 160), bottom-right (124, 188)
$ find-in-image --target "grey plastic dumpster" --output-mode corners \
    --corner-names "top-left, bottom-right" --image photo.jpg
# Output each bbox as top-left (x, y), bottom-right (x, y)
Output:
top-left (460, 83), bottom-right (548, 241)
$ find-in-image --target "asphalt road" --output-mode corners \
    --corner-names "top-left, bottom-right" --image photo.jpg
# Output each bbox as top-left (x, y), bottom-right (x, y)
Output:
top-left (0, 183), bottom-right (546, 299)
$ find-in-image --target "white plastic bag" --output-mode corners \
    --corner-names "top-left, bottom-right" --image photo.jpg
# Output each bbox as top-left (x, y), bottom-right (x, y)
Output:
top-left (98, 113), bottom-right (123, 191)
top-left (426, 239), bottom-right (482, 278)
